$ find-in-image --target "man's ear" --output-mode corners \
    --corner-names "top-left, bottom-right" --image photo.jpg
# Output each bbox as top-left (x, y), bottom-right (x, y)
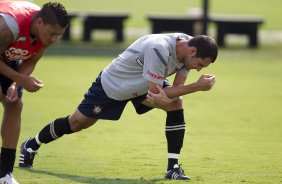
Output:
top-left (190, 47), bottom-right (197, 57)
top-left (35, 17), bottom-right (44, 26)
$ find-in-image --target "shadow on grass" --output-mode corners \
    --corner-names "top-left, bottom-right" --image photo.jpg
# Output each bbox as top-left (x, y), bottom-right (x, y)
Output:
top-left (46, 41), bottom-right (129, 57)
top-left (46, 40), bottom-right (282, 60)
top-left (22, 168), bottom-right (165, 184)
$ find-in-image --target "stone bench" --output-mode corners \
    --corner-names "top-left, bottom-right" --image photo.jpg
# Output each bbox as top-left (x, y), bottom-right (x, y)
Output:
top-left (210, 15), bottom-right (264, 47)
top-left (147, 13), bottom-right (264, 48)
top-left (62, 12), bottom-right (129, 42)
top-left (147, 14), bottom-right (201, 36)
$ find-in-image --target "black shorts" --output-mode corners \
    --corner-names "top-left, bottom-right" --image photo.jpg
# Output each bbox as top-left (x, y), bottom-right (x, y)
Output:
top-left (0, 61), bottom-right (23, 98)
top-left (77, 73), bottom-right (171, 120)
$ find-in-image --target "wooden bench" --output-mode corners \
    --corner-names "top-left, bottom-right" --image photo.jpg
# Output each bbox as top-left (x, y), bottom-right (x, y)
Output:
top-left (210, 15), bottom-right (264, 47)
top-left (62, 12), bottom-right (129, 42)
top-left (147, 14), bottom-right (201, 36)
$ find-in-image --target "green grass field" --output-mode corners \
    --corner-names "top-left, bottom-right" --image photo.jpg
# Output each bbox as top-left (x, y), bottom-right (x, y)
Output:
top-left (1, 0), bottom-right (281, 183)
top-left (2, 44), bottom-right (279, 183)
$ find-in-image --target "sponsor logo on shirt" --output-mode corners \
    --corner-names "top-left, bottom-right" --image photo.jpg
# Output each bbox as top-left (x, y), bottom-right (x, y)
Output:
top-left (5, 47), bottom-right (30, 60)
top-left (146, 70), bottom-right (164, 80)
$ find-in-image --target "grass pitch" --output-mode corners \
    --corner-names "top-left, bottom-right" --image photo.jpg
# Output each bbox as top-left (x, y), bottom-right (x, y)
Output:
top-left (1, 1), bottom-right (281, 183)
top-left (3, 44), bottom-right (280, 184)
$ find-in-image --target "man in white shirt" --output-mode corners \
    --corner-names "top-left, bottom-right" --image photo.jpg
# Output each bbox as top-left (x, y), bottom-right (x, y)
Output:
top-left (19, 33), bottom-right (218, 180)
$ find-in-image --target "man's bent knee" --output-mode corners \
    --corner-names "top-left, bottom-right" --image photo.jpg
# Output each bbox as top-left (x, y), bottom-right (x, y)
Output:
top-left (69, 110), bottom-right (97, 132)
top-left (2, 98), bottom-right (23, 114)
top-left (164, 97), bottom-right (183, 111)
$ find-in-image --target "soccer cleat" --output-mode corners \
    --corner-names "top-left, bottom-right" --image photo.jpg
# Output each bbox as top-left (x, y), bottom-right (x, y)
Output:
top-left (18, 139), bottom-right (37, 169)
top-left (165, 164), bottom-right (191, 180)
top-left (0, 173), bottom-right (19, 184)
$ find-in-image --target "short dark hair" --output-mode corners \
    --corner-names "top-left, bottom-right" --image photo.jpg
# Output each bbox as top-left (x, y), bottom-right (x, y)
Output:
top-left (188, 35), bottom-right (218, 63)
top-left (36, 2), bottom-right (69, 28)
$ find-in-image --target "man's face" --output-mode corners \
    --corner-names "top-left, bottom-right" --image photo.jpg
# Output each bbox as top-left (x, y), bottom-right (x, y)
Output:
top-left (37, 22), bottom-right (66, 47)
top-left (185, 56), bottom-right (212, 71)
top-left (182, 46), bottom-right (212, 71)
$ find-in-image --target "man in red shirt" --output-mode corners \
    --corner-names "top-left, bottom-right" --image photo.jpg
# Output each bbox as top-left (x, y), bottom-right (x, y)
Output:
top-left (0, 1), bottom-right (69, 183)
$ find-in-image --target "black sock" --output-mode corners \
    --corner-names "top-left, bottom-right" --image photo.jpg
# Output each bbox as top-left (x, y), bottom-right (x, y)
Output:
top-left (167, 158), bottom-right (178, 171)
top-left (26, 116), bottom-right (73, 150)
top-left (165, 109), bottom-right (185, 171)
top-left (25, 137), bottom-right (41, 151)
top-left (0, 148), bottom-right (16, 177)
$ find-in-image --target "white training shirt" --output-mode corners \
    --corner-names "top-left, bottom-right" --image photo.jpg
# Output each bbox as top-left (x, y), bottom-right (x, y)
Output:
top-left (101, 33), bottom-right (192, 101)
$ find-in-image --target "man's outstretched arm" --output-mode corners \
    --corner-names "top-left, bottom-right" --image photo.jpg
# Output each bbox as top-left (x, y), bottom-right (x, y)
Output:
top-left (148, 74), bottom-right (216, 99)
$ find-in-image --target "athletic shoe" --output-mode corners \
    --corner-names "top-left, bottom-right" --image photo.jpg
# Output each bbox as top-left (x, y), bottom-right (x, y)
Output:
top-left (0, 173), bottom-right (19, 184)
top-left (18, 139), bottom-right (37, 169)
top-left (165, 164), bottom-right (191, 180)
